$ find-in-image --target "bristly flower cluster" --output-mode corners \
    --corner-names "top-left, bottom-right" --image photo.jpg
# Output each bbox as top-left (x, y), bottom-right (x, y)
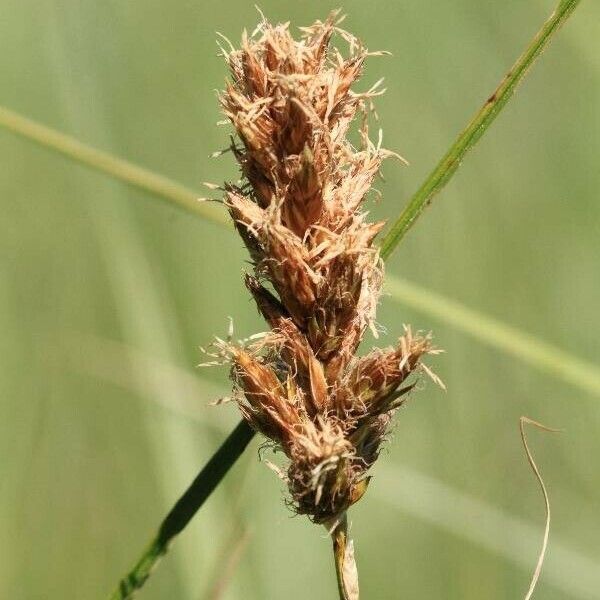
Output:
top-left (214, 12), bottom-right (441, 524)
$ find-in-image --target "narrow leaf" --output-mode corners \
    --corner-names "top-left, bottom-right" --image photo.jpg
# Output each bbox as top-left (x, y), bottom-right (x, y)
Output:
top-left (379, 0), bottom-right (581, 258)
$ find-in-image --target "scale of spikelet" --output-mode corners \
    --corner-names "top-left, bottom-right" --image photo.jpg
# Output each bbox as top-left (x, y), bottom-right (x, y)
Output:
top-left (214, 12), bottom-right (441, 528)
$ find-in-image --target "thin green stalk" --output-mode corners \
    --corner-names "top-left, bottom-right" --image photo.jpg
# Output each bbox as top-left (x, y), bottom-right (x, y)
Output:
top-left (0, 105), bottom-right (227, 228)
top-left (109, 419), bottom-right (254, 600)
top-left (379, 0), bottom-right (581, 259)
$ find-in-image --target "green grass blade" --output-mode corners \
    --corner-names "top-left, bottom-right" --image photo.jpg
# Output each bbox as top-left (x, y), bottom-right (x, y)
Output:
top-left (386, 274), bottom-right (600, 397)
top-left (108, 419), bottom-right (254, 600)
top-left (379, 0), bottom-right (581, 259)
top-left (0, 105), bottom-right (227, 227)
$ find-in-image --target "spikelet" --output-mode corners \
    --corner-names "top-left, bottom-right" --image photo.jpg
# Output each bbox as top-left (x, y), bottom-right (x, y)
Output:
top-left (215, 11), bottom-right (441, 527)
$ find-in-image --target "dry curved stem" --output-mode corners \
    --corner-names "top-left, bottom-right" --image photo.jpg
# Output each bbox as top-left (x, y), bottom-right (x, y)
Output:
top-left (330, 513), bottom-right (359, 600)
top-left (520, 416), bottom-right (562, 600)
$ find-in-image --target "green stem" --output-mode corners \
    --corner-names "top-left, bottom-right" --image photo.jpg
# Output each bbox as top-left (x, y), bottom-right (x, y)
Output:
top-left (108, 419), bottom-right (254, 600)
top-left (379, 0), bottom-right (581, 259)
top-left (0, 105), bottom-right (227, 227)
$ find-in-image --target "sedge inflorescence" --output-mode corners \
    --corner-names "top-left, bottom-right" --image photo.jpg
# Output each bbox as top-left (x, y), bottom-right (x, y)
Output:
top-left (213, 12), bottom-right (440, 525)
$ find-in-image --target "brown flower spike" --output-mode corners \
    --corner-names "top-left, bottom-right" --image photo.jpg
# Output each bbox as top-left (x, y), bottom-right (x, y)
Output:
top-left (213, 12), bottom-right (441, 598)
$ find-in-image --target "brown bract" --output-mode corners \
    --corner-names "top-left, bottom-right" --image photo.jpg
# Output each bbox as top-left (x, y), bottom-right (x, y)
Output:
top-left (216, 12), bottom-right (440, 523)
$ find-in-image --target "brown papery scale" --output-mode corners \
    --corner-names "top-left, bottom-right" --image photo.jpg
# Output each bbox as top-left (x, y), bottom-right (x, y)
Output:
top-left (208, 11), bottom-right (442, 598)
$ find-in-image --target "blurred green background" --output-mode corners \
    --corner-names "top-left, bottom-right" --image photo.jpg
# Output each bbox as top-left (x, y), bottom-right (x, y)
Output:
top-left (1, 1), bottom-right (599, 598)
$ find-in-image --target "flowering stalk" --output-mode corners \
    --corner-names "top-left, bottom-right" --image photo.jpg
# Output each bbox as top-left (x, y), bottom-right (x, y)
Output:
top-left (214, 13), bottom-right (441, 597)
